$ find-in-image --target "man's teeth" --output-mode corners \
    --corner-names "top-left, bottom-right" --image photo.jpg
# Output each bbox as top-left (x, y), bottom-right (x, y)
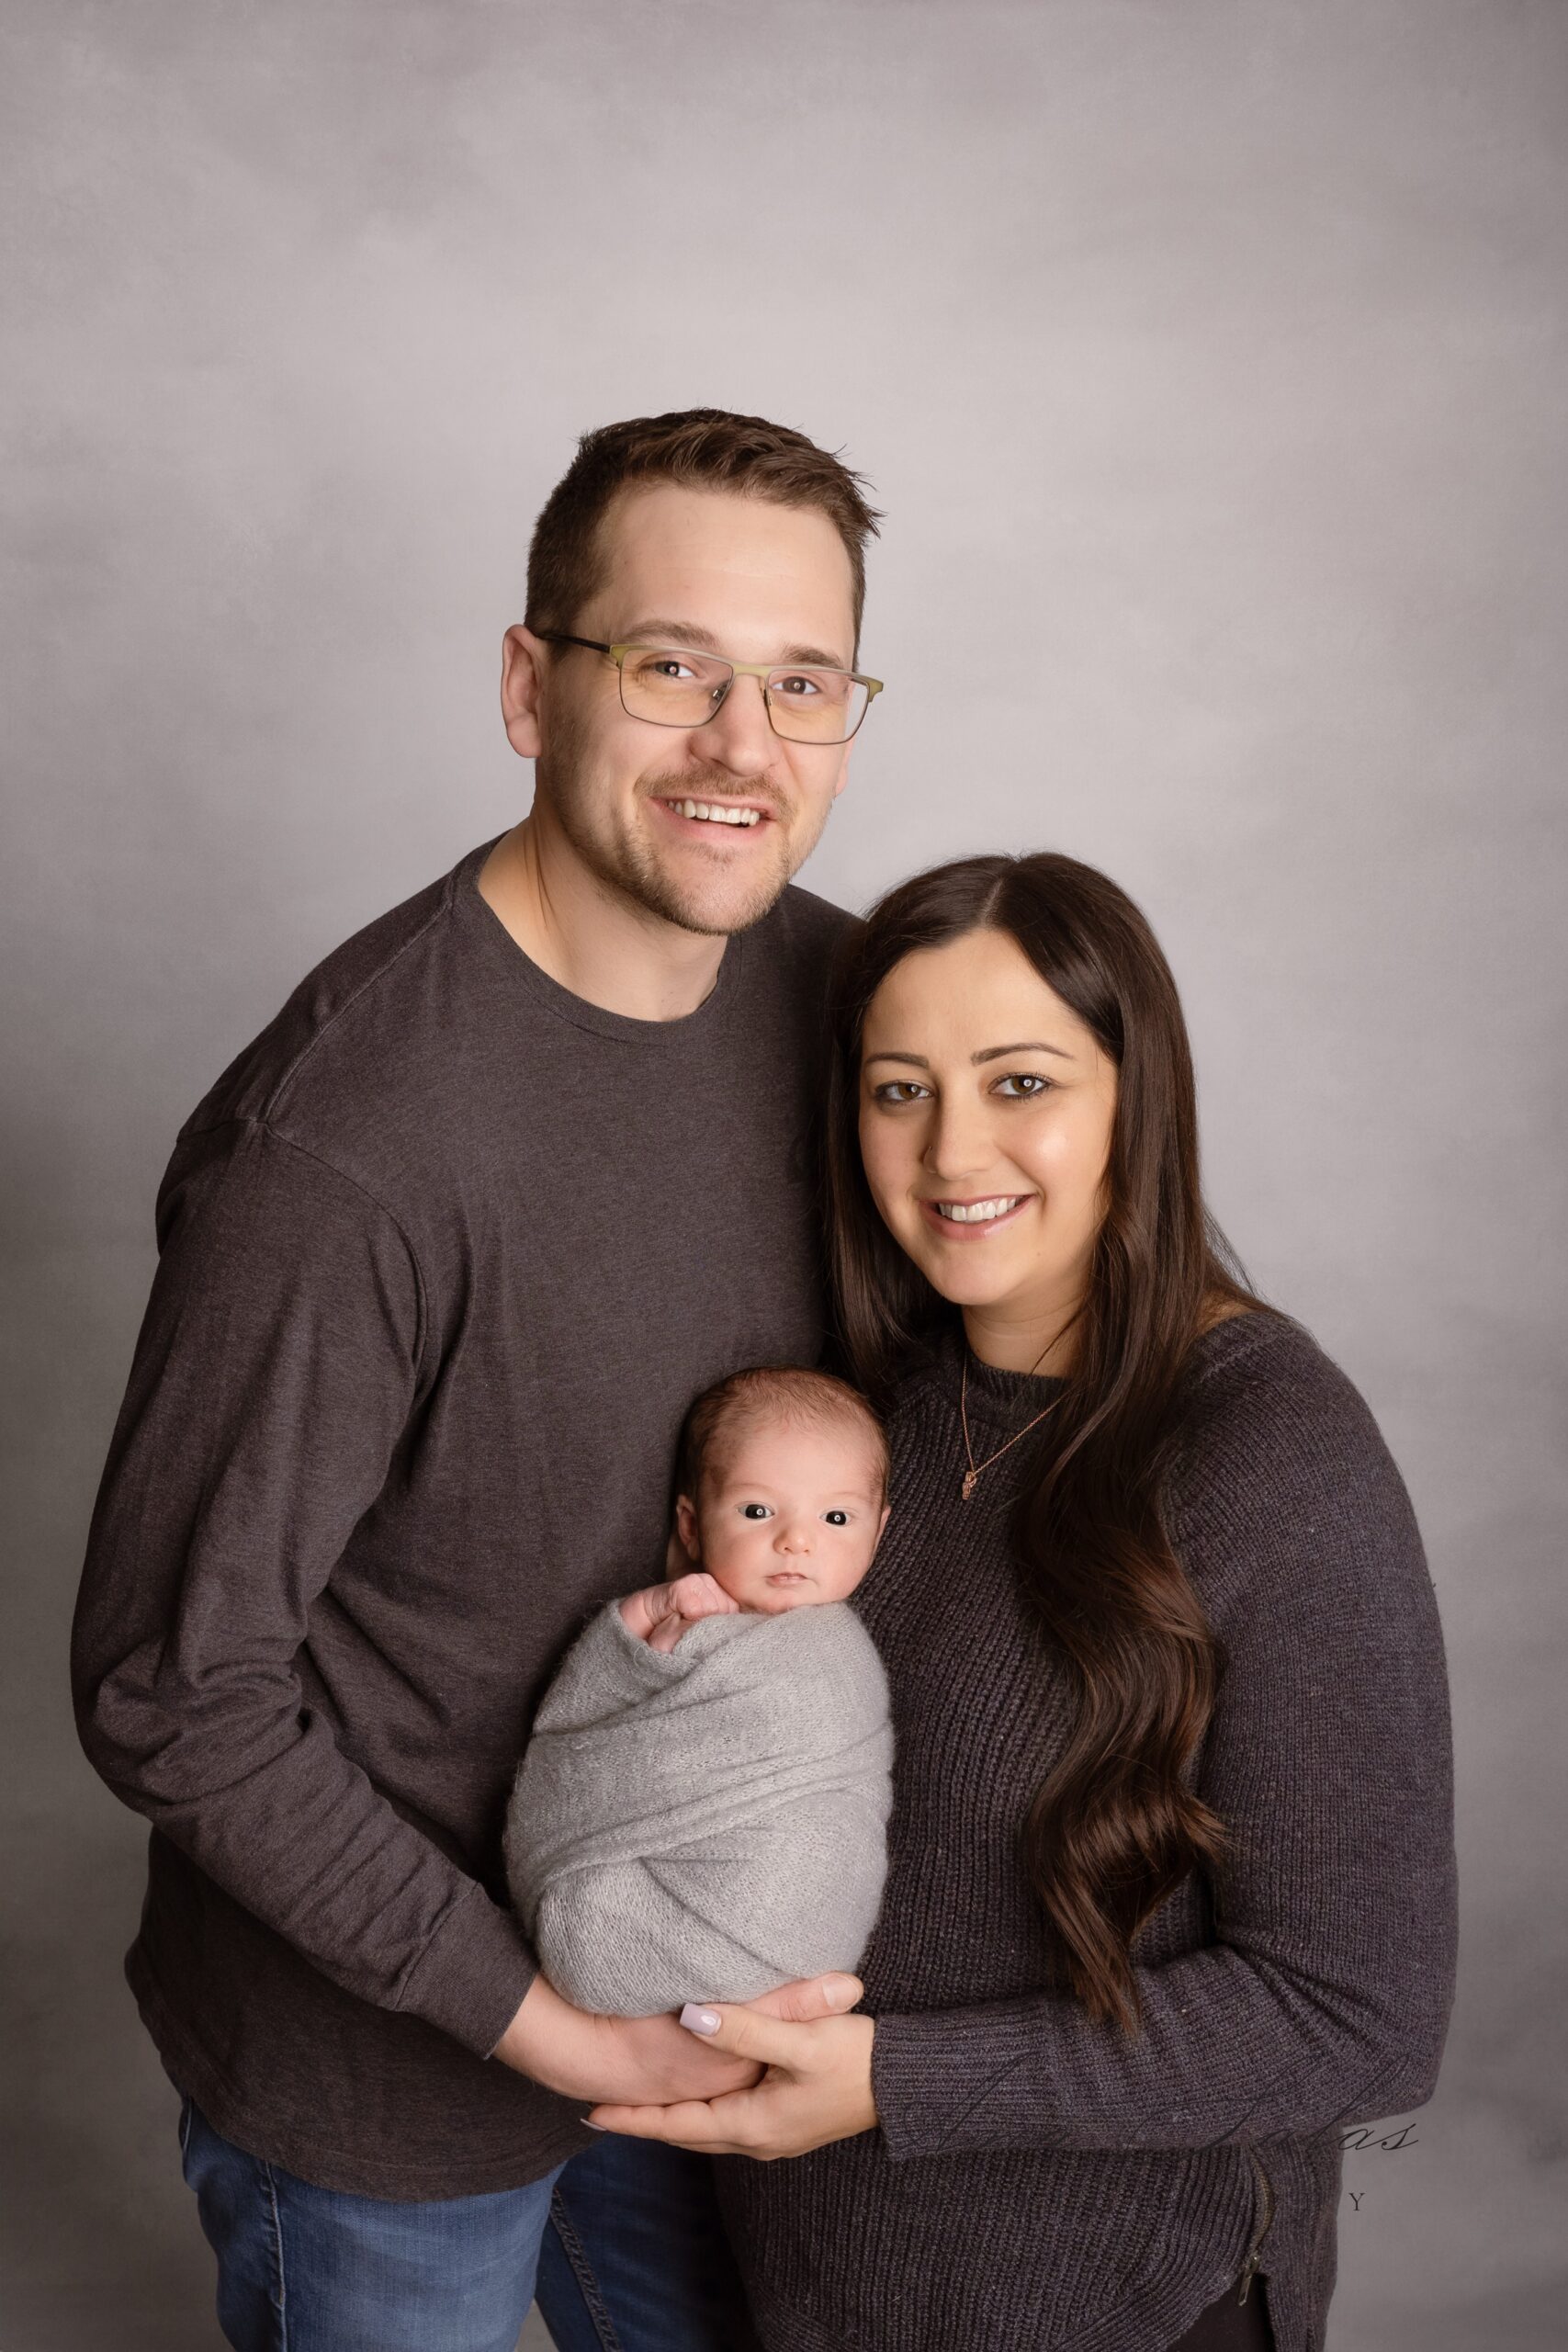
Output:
top-left (671, 800), bottom-right (761, 827)
top-left (935, 1197), bottom-right (1022, 1223)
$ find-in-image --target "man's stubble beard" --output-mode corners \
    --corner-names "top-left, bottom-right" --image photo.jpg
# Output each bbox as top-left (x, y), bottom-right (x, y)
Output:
top-left (537, 717), bottom-right (830, 939)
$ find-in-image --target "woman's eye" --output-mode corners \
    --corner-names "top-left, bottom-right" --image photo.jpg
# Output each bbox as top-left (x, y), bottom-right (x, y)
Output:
top-left (872, 1080), bottom-right (931, 1105)
top-left (993, 1072), bottom-right (1054, 1098)
top-left (740, 1502), bottom-right (773, 1521)
top-left (823, 1510), bottom-right (850, 1527)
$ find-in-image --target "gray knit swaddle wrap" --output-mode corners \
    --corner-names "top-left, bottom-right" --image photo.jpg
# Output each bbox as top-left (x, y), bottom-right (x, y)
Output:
top-left (504, 1597), bottom-right (894, 2016)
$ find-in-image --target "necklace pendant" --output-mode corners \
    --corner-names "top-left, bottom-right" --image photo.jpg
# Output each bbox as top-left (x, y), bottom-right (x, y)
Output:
top-left (961, 1469), bottom-right (978, 1502)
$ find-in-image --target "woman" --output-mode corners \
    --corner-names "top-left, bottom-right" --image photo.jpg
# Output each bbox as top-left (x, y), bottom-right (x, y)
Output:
top-left (589, 853), bottom-right (1458, 2352)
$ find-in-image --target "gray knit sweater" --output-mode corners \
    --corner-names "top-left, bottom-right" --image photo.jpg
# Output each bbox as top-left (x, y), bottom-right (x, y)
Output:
top-left (716, 1312), bottom-right (1457, 2352)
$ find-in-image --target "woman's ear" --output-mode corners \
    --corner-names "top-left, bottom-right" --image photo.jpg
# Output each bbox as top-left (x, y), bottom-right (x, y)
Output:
top-left (673, 1493), bottom-right (702, 1568)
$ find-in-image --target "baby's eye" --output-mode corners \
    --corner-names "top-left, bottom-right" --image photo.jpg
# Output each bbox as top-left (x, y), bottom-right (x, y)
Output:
top-left (823, 1510), bottom-right (850, 1526)
top-left (740, 1502), bottom-right (773, 1521)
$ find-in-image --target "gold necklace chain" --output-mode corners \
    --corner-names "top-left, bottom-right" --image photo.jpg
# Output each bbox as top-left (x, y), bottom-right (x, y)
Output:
top-left (958, 1354), bottom-right (1065, 1501)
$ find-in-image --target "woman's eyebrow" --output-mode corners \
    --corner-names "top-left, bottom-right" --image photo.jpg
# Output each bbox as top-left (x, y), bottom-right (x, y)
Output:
top-left (864, 1042), bottom-right (1075, 1069)
top-left (972, 1041), bottom-right (1075, 1064)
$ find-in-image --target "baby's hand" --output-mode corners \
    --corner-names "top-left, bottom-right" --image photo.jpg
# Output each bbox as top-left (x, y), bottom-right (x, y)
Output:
top-left (619, 1572), bottom-right (741, 1654)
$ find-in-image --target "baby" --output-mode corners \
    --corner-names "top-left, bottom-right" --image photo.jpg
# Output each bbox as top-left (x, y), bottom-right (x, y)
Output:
top-left (504, 1366), bottom-right (895, 2018)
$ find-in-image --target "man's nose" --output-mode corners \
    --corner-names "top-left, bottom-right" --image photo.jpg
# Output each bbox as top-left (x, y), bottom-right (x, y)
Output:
top-left (695, 671), bottom-right (777, 774)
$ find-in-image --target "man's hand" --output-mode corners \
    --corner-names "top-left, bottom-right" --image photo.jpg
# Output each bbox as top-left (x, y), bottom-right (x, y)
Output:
top-left (491, 1968), bottom-right (863, 2109)
top-left (586, 1999), bottom-right (879, 2159)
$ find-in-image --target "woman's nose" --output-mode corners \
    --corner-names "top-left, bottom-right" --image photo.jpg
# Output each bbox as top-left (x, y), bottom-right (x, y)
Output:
top-left (923, 1096), bottom-right (995, 1182)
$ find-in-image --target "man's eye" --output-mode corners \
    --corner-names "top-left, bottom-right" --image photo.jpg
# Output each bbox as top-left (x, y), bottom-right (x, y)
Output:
top-left (772, 671), bottom-right (823, 697)
top-left (872, 1080), bottom-right (931, 1104)
top-left (740, 1503), bottom-right (773, 1521)
top-left (994, 1073), bottom-right (1054, 1098)
top-left (824, 1510), bottom-right (850, 1526)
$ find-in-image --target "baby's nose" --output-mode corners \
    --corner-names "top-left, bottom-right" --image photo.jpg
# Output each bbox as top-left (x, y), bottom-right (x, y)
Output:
top-left (776, 1523), bottom-right (813, 1555)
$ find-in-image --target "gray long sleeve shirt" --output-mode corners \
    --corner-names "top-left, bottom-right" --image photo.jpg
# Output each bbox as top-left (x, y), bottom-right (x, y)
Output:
top-left (717, 1316), bottom-right (1458, 2352)
top-left (71, 836), bottom-right (849, 2197)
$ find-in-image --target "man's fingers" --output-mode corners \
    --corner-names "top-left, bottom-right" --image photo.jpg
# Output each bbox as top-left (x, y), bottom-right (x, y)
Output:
top-left (743, 1973), bottom-right (863, 2024)
top-left (586, 2097), bottom-right (747, 2149)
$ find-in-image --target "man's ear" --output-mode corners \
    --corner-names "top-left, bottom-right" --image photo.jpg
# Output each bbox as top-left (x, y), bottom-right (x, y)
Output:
top-left (501, 625), bottom-right (547, 760)
top-left (673, 1493), bottom-right (702, 1567)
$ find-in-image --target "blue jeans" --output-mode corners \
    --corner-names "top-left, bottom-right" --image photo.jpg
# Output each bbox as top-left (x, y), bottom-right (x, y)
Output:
top-left (178, 2097), bottom-right (760, 2352)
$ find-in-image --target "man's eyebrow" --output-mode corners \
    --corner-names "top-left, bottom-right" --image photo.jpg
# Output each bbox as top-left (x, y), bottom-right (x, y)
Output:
top-left (864, 1042), bottom-right (1076, 1069)
top-left (618, 619), bottom-right (852, 668)
top-left (620, 618), bottom-right (724, 651)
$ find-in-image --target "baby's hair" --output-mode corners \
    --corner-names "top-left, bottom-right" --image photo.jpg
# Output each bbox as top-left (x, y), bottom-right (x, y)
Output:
top-left (675, 1366), bottom-right (890, 1506)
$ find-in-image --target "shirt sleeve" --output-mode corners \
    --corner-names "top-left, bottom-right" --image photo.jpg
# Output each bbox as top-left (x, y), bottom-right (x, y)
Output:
top-left (869, 1340), bottom-right (1459, 2159)
top-left (70, 1117), bottom-right (536, 2059)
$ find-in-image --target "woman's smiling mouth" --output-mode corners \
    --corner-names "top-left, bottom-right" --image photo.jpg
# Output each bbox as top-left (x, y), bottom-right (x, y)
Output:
top-left (920, 1193), bottom-right (1033, 1234)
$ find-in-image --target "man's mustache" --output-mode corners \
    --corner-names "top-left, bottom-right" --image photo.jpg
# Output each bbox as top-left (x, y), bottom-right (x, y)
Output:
top-left (640, 763), bottom-right (792, 822)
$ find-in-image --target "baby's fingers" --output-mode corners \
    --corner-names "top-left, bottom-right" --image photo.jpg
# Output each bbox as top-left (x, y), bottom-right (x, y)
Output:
top-left (671, 1573), bottom-right (741, 1620)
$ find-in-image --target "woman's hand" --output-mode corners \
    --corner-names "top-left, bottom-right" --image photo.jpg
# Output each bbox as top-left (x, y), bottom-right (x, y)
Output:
top-left (493, 1970), bottom-right (863, 2108)
top-left (586, 2000), bottom-right (879, 2158)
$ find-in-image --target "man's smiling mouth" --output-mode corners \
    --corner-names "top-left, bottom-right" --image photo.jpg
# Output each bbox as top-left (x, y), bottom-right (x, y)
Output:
top-left (660, 797), bottom-right (766, 829)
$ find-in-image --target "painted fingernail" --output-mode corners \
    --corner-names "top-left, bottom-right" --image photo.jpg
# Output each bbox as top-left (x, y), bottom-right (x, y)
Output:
top-left (680, 2004), bottom-right (721, 2036)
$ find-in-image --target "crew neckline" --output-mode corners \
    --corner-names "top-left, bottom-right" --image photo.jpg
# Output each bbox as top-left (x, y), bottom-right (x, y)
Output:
top-left (451, 836), bottom-right (744, 1047)
top-left (928, 1306), bottom-right (1282, 1434)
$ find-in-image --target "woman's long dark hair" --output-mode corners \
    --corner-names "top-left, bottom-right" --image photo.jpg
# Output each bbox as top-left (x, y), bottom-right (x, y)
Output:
top-left (826, 853), bottom-right (1262, 2034)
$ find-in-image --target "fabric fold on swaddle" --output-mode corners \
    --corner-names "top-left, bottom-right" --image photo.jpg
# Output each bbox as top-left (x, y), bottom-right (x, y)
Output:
top-left (505, 1597), bottom-right (894, 2016)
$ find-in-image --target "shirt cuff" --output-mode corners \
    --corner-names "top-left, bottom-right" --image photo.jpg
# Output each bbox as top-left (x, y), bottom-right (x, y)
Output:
top-left (397, 1883), bottom-right (538, 2058)
top-left (872, 2001), bottom-right (1063, 2163)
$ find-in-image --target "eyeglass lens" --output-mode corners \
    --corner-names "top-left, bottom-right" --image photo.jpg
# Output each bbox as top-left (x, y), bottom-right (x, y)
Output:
top-left (617, 646), bottom-right (869, 743)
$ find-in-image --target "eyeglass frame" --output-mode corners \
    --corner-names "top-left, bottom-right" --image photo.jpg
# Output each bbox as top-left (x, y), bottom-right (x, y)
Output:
top-left (530, 628), bottom-right (885, 743)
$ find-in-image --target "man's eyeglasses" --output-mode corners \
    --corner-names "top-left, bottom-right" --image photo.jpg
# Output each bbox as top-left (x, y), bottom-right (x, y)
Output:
top-left (533, 631), bottom-right (884, 746)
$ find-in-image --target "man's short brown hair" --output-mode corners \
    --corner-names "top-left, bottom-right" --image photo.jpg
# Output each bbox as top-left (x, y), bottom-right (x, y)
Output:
top-left (525, 408), bottom-right (882, 652)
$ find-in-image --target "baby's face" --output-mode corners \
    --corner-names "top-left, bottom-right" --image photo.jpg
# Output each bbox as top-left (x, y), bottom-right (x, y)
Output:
top-left (676, 1415), bottom-right (889, 1614)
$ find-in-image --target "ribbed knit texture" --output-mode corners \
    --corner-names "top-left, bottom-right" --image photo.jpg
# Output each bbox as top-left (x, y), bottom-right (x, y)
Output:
top-left (716, 1312), bottom-right (1457, 2352)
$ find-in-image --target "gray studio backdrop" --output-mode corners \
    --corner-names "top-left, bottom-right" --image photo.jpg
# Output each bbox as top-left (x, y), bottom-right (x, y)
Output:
top-left (5, 4), bottom-right (1564, 2347)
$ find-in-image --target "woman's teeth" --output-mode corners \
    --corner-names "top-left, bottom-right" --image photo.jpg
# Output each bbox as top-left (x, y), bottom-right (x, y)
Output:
top-left (935, 1197), bottom-right (1022, 1223)
top-left (669, 800), bottom-right (761, 827)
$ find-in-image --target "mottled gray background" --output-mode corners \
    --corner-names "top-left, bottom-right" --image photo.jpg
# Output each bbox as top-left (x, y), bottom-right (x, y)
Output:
top-left (4, 2), bottom-right (1564, 2346)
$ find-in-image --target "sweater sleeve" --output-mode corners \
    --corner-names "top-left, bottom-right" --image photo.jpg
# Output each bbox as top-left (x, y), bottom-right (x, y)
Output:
top-left (70, 1118), bottom-right (536, 2059)
top-left (870, 1335), bottom-right (1458, 2159)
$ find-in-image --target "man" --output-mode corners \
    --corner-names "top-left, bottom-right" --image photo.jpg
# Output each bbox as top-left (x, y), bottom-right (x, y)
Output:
top-left (72, 409), bottom-right (884, 2351)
